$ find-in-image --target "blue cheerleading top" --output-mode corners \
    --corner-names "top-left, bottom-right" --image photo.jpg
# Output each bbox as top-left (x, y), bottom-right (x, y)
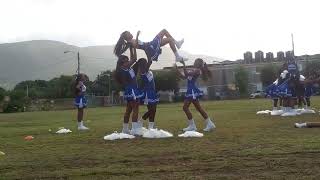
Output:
top-left (120, 67), bottom-right (138, 88)
top-left (141, 71), bottom-right (155, 90)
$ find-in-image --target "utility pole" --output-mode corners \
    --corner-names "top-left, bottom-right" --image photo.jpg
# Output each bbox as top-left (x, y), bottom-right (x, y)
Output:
top-left (64, 50), bottom-right (80, 75)
top-left (291, 33), bottom-right (295, 56)
top-left (26, 85), bottom-right (29, 98)
top-left (77, 52), bottom-right (80, 75)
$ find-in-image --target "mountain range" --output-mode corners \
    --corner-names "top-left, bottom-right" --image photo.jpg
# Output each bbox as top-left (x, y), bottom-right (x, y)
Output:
top-left (0, 40), bottom-right (224, 89)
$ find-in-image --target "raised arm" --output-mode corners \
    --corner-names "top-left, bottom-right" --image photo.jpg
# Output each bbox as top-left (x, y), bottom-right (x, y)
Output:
top-left (127, 46), bottom-right (137, 67)
top-left (175, 64), bottom-right (186, 79)
top-left (136, 31), bottom-right (140, 43)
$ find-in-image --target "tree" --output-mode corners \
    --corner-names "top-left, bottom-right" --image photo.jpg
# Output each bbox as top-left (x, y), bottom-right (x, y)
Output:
top-left (260, 64), bottom-right (279, 87)
top-left (154, 69), bottom-right (179, 92)
top-left (302, 60), bottom-right (320, 77)
top-left (3, 90), bottom-right (26, 113)
top-left (91, 70), bottom-right (121, 96)
top-left (234, 66), bottom-right (249, 96)
top-left (0, 87), bottom-right (6, 101)
top-left (48, 75), bottom-right (74, 98)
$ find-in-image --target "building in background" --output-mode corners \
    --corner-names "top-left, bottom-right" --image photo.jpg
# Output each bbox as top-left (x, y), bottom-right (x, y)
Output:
top-left (254, 50), bottom-right (264, 63)
top-left (161, 53), bottom-right (320, 100)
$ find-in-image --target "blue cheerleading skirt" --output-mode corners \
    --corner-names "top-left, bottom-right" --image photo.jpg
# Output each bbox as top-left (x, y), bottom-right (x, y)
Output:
top-left (144, 35), bottom-right (162, 61)
top-left (74, 95), bottom-right (87, 108)
top-left (305, 86), bottom-right (314, 98)
top-left (265, 83), bottom-right (279, 99)
top-left (123, 85), bottom-right (144, 102)
top-left (278, 80), bottom-right (296, 98)
top-left (141, 89), bottom-right (159, 105)
top-left (185, 87), bottom-right (203, 100)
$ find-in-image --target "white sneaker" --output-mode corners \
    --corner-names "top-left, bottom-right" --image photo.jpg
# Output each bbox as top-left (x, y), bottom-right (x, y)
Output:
top-left (271, 110), bottom-right (284, 116)
top-left (137, 119), bottom-right (144, 128)
top-left (176, 39), bottom-right (184, 49)
top-left (281, 109), bottom-right (297, 117)
top-left (183, 124), bottom-right (197, 132)
top-left (294, 123), bottom-right (306, 128)
top-left (122, 123), bottom-right (130, 134)
top-left (122, 128), bottom-right (130, 134)
top-left (78, 125), bottom-right (89, 130)
top-left (203, 119), bottom-right (216, 132)
top-left (148, 122), bottom-right (155, 129)
top-left (130, 122), bottom-right (144, 136)
top-left (175, 55), bottom-right (188, 62)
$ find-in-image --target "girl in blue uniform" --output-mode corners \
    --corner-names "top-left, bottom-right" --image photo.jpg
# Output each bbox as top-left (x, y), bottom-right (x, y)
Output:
top-left (176, 59), bottom-right (216, 132)
top-left (114, 29), bottom-right (186, 62)
top-left (114, 47), bottom-right (144, 135)
top-left (265, 79), bottom-right (280, 111)
top-left (74, 74), bottom-right (89, 130)
top-left (136, 58), bottom-right (159, 129)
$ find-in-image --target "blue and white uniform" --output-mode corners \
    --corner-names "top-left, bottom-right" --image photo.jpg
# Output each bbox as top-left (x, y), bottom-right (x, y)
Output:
top-left (278, 78), bottom-right (297, 97)
top-left (121, 68), bottom-right (144, 102)
top-left (287, 62), bottom-right (299, 78)
top-left (140, 71), bottom-right (159, 105)
top-left (305, 84), bottom-right (314, 98)
top-left (138, 35), bottom-right (162, 61)
top-left (265, 81), bottom-right (279, 99)
top-left (185, 73), bottom-right (203, 100)
top-left (74, 81), bottom-right (87, 108)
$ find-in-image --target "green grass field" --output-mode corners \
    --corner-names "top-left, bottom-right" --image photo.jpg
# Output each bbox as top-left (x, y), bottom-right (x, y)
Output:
top-left (1, 98), bottom-right (320, 179)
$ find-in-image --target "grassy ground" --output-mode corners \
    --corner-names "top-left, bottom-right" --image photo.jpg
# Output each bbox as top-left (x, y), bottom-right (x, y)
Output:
top-left (1, 98), bottom-right (320, 179)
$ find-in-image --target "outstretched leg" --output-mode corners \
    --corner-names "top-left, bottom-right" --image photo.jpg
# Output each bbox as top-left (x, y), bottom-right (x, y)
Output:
top-left (295, 122), bottom-right (320, 128)
top-left (192, 100), bottom-right (208, 119)
top-left (122, 102), bottom-right (133, 133)
top-left (183, 99), bottom-right (193, 120)
top-left (182, 99), bottom-right (197, 131)
top-left (192, 100), bottom-right (216, 131)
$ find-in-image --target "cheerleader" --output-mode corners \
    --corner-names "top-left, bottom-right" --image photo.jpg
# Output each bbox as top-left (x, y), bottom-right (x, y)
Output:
top-left (176, 59), bottom-right (216, 132)
top-left (74, 73), bottom-right (89, 130)
top-left (136, 58), bottom-right (159, 129)
top-left (114, 29), bottom-right (187, 62)
top-left (114, 47), bottom-right (144, 135)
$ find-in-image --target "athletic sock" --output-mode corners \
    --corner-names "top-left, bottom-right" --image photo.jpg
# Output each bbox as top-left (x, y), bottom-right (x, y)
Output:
top-left (148, 122), bottom-right (155, 129)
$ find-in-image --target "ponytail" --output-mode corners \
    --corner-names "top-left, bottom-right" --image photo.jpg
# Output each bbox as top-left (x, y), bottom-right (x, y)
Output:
top-left (114, 55), bottom-right (126, 86)
top-left (114, 31), bottom-right (130, 57)
top-left (201, 62), bottom-right (211, 81)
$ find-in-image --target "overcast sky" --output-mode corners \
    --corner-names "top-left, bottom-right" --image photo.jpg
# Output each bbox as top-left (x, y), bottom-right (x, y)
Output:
top-left (1, 0), bottom-right (319, 60)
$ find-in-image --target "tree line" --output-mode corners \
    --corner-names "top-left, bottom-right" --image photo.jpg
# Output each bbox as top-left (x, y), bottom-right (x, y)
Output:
top-left (0, 68), bottom-right (179, 113)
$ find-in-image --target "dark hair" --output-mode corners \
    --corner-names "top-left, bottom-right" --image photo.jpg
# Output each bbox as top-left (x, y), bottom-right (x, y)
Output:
top-left (136, 58), bottom-right (148, 74)
top-left (194, 58), bottom-right (211, 81)
top-left (114, 55), bottom-right (129, 86)
top-left (114, 31), bottom-right (130, 57)
top-left (73, 74), bottom-right (82, 96)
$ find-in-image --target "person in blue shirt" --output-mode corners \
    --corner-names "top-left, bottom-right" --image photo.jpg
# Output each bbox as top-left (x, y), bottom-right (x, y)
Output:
top-left (114, 29), bottom-right (186, 62)
top-left (114, 47), bottom-right (143, 135)
top-left (74, 73), bottom-right (89, 130)
top-left (176, 59), bottom-right (216, 132)
top-left (136, 58), bottom-right (159, 129)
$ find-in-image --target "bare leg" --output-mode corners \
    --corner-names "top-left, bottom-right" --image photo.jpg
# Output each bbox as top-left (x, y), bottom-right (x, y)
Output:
top-left (161, 38), bottom-right (177, 53)
top-left (131, 101), bottom-right (139, 122)
top-left (124, 102), bottom-right (133, 123)
top-left (149, 104), bottom-right (157, 122)
top-left (157, 29), bottom-right (175, 40)
top-left (307, 122), bottom-right (320, 127)
top-left (306, 97), bottom-right (311, 107)
top-left (77, 108), bottom-right (83, 122)
top-left (142, 105), bottom-right (151, 120)
top-left (183, 99), bottom-right (192, 120)
top-left (279, 98), bottom-right (283, 107)
top-left (273, 99), bottom-right (278, 108)
top-left (192, 100), bottom-right (209, 119)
